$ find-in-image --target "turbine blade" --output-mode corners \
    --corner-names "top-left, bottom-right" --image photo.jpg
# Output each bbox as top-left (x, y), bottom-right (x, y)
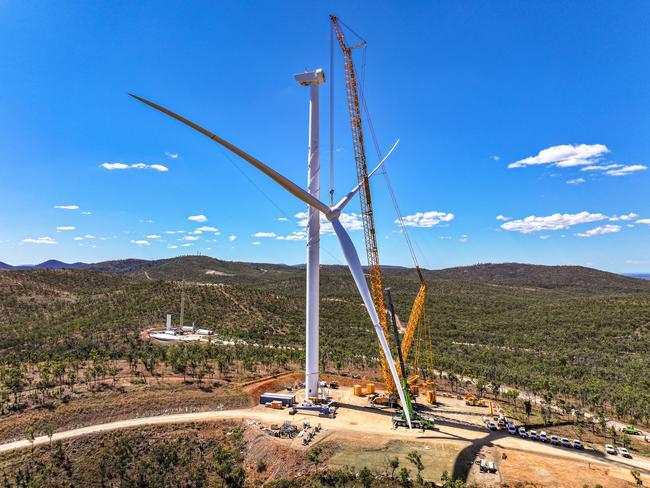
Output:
top-left (129, 93), bottom-right (332, 217)
top-left (332, 139), bottom-right (400, 212)
top-left (330, 218), bottom-right (412, 429)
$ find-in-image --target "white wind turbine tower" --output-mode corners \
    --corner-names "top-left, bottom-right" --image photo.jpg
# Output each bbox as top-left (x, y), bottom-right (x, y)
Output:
top-left (130, 82), bottom-right (411, 428)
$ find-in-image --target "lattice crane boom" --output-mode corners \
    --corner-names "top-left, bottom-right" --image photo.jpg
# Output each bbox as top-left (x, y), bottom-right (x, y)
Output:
top-left (330, 15), bottom-right (396, 393)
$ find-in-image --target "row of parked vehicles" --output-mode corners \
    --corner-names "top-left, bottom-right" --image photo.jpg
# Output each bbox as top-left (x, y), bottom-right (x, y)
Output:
top-left (485, 416), bottom-right (635, 458)
top-left (511, 424), bottom-right (584, 449)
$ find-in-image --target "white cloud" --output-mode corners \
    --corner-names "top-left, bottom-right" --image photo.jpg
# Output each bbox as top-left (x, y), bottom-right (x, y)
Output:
top-left (84, 235), bottom-right (95, 239)
top-left (509, 144), bottom-right (609, 169)
top-left (228, 235), bottom-right (237, 241)
top-left (605, 164), bottom-right (647, 176)
top-left (566, 178), bottom-right (585, 185)
top-left (539, 235), bottom-right (551, 240)
top-left (182, 235), bottom-right (200, 241)
top-left (165, 230), bottom-right (185, 234)
top-left (398, 211), bottom-right (454, 228)
top-left (101, 162), bottom-right (169, 171)
top-left (101, 163), bottom-right (130, 170)
top-left (56, 226), bottom-right (76, 231)
top-left (294, 211), bottom-right (364, 234)
top-left (146, 234), bottom-right (161, 239)
top-left (576, 224), bottom-right (622, 238)
top-left (636, 218), bottom-right (650, 225)
top-left (278, 217), bottom-right (289, 222)
top-left (609, 213), bottom-right (638, 221)
top-left (581, 163), bottom-right (623, 172)
top-left (496, 215), bottom-right (511, 221)
top-left (276, 231), bottom-right (307, 241)
top-left (188, 215), bottom-right (207, 223)
top-left (81, 211), bottom-right (92, 215)
top-left (491, 155), bottom-right (501, 161)
top-left (22, 236), bottom-right (56, 245)
top-left (131, 239), bottom-right (150, 246)
top-left (501, 211), bottom-right (607, 234)
top-left (168, 245), bottom-right (178, 249)
top-left (252, 241), bottom-right (261, 245)
top-left (196, 226), bottom-right (219, 232)
top-left (54, 205), bottom-right (79, 210)
top-left (459, 235), bottom-right (468, 243)
top-left (254, 232), bottom-right (277, 238)
top-left (165, 152), bottom-right (179, 159)
top-left (181, 243), bottom-right (192, 247)
top-left (73, 237), bottom-right (83, 241)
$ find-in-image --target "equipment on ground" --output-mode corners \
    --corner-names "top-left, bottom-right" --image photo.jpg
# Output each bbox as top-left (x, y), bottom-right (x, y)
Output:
top-left (260, 392), bottom-right (296, 407)
top-left (464, 393), bottom-right (488, 407)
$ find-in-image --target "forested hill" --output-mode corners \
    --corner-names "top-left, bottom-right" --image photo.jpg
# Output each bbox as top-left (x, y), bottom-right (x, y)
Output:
top-left (431, 262), bottom-right (650, 294)
top-left (2, 256), bottom-right (650, 424)
top-left (2, 256), bottom-right (649, 295)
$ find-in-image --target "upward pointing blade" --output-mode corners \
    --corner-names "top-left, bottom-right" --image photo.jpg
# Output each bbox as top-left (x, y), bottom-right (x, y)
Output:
top-left (129, 94), bottom-right (331, 218)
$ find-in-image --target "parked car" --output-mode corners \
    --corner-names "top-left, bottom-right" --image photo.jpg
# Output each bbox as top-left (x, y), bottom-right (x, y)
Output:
top-left (573, 439), bottom-right (583, 449)
top-left (605, 444), bottom-right (617, 455)
top-left (518, 427), bottom-right (527, 438)
top-left (487, 421), bottom-right (497, 431)
top-left (561, 437), bottom-right (571, 447)
top-left (487, 461), bottom-right (497, 473)
top-left (618, 447), bottom-right (631, 458)
top-left (550, 435), bottom-right (559, 445)
top-left (623, 426), bottom-right (642, 435)
top-left (529, 430), bottom-right (538, 441)
top-left (498, 418), bottom-right (506, 428)
top-left (540, 431), bottom-right (548, 442)
top-left (507, 423), bottom-right (517, 435)
top-left (479, 459), bottom-right (488, 472)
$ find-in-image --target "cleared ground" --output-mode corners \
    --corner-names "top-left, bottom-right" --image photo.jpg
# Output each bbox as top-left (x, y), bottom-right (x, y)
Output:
top-left (1, 380), bottom-right (648, 487)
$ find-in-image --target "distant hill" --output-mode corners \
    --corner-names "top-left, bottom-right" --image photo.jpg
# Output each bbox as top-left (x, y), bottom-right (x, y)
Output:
top-left (431, 262), bottom-right (650, 294)
top-left (3, 256), bottom-right (650, 294)
top-left (0, 260), bottom-right (88, 270)
top-left (624, 273), bottom-right (650, 281)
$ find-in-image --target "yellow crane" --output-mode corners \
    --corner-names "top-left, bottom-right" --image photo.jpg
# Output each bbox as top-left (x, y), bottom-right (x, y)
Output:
top-left (330, 15), bottom-right (395, 393)
top-left (331, 15), bottom-right (435, 401)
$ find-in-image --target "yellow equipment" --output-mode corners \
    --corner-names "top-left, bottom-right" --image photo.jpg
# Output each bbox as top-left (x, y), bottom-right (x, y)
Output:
top-left (331, 15), bottom-right (436, 399)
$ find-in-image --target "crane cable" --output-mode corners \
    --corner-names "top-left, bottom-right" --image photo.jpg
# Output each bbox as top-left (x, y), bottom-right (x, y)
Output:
top-left (355, 49), bottom-right (421, 270)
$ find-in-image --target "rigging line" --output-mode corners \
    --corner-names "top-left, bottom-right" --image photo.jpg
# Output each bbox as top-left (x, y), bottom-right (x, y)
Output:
top-left (329, 20), bottom-right (335, 207)
top-left (358, 77), bottom-right (420, 268)
top-left (215, 145), bottom-right (344, 266)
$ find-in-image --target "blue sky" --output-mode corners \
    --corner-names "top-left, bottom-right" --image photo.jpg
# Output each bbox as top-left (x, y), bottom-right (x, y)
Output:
top-left (1, 1), bottom-right (649, 272)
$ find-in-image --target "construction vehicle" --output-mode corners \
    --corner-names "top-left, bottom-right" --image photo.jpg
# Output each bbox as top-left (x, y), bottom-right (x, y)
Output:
top-left (386, 288), bottom-right (435, 431)
top-left (288, 400), bottom-right (337, 418)
top-left (331, 15), bottom-right (437, 405)
top-left (465, 393), bottom-right (488, 407)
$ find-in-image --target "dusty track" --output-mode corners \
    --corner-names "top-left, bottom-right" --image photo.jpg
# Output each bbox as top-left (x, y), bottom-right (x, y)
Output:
top-left (1, 381), bottom-right (648, 487)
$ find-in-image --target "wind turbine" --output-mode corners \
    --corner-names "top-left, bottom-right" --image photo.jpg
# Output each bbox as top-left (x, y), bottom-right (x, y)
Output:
top-left (129, 92), bottom-right (411, 428)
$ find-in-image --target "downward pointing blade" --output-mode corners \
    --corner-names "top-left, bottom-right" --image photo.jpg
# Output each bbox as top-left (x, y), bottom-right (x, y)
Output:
top-left (330, 218), bottom-right (412, 429)
top-left (129, 93), bottom-right (332, 218)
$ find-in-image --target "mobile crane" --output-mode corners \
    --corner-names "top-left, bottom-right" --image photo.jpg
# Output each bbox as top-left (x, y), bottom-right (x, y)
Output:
top-left (386, 288), bottom-right (435, 431)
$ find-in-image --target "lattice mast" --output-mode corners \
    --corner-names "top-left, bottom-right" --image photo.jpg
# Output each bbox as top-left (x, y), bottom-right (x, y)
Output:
top-left (330, 15), bottom-right (395, 393)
